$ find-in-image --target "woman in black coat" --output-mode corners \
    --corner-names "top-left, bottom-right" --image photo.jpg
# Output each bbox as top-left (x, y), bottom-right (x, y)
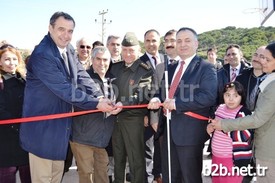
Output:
top-left (0, 45), bottom-right (31, 183)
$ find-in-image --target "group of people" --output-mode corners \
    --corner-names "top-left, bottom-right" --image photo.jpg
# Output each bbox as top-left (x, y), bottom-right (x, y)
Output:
top-left (1, 10), bottom-right (275, 183)
top-left (208, 44), bottom-right (275, 183)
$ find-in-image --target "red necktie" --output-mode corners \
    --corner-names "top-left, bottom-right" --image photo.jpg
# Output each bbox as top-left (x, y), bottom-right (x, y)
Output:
top-left (231, 68), bottom-right (237, 81)
top-left (168, 61), bottom-right (185, 98)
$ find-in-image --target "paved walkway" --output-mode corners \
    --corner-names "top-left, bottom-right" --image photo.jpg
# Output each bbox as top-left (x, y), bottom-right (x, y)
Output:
top-left (61, 141), bottom-right (213, 183)
top-left (19, 140), bottom-right (257, 182)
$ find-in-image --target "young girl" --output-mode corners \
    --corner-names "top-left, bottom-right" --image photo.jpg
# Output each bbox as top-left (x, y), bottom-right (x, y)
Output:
top-left (207, 81), bottom-right (253, 183)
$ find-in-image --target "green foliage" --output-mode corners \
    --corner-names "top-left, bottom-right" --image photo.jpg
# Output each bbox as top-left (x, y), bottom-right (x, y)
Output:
top-left (139, 26), bottom-right (275, 61)
top-left (19, 49), bottom-right (31, 62)
top-left (197, 26), bottom-right (275, 61)
top-left (19, 26), bottom-right (274, 62)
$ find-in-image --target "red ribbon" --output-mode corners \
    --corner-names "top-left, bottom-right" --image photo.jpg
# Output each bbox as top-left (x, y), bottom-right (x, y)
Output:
top-left (0, 104), bottom-right (209, 125)
top-left (184, 111), bottom-right (209, 121)
top-left (0, 104), bottom-right (148, 125)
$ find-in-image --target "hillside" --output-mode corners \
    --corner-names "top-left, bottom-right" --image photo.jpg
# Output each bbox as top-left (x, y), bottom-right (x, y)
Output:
top-left (7, 26), bottom-right (275, 62)
top-left (197, 26), bottom-right (275, 61)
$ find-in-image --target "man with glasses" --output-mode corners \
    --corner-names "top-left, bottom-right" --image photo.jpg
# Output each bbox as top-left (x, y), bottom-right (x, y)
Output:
top-left (236, 46), bottom-right (266, 112)
top-left (76, 37), bottom-right (92, 70)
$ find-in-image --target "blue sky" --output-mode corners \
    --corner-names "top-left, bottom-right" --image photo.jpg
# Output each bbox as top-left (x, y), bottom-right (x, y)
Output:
top-left (1, 0), bottom-right (274, 49)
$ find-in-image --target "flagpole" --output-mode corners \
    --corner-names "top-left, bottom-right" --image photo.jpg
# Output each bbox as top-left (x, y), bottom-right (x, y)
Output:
top-left (164, 54), bottom-right (172, 183)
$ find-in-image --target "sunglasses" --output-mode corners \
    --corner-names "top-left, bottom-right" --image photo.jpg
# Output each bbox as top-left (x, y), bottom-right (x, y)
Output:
top-left (80, 45), bottom-right (91, 49)
top-left (0, 44), bottom-right (15, 50)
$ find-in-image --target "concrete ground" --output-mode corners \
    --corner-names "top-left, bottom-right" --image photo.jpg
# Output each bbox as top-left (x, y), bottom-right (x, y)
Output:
top-left (61, 159), bottom-right (212, 183)
top-left (19, 140), bottom-right (257, 182)
top-left (61, 141), bottom-right (213, 183)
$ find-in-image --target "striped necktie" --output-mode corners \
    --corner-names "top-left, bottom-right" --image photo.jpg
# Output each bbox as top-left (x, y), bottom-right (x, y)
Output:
top-left (231, 68), bottom-right (237, 81)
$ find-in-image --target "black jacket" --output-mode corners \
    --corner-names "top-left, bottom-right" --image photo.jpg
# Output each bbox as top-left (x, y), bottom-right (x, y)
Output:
top-left (0, 73), bottom-right (29, 167)
top-left (71, 69), bottom-right (116, 148)
top-left (235, 68), bottom-right (266, 111)
top-left (217, 62), bottom-right (249, 104)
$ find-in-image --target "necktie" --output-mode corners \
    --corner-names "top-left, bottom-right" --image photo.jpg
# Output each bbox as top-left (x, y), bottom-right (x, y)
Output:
top-left (247, 77), bottom-right (260, 111)
top-left (231, 68), bottom-right (237, 81)
top-left (168, 61), bottom-right (185, 98)
top-left (252, 74), bottom-right (267, 110)
top-left (152, 56), bottom-right (158, 68)
top-left (62, 51), bottom-right (70, 74)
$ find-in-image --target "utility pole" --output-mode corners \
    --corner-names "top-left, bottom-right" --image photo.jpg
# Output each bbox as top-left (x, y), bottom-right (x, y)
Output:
top-left (95, 9), bottom-right (112, 43)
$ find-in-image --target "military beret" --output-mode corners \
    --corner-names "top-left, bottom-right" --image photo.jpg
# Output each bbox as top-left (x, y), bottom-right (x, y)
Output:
top-left (121, 32), bottom-right (139, 47)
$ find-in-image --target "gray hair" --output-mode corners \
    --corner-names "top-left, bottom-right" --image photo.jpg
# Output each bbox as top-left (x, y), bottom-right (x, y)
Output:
top-left (91, 46), bottom-right (111, 59)
top-left (106, 35), bottom-right (121, 45)
top-left (76, 37), bottom-right (92, 47)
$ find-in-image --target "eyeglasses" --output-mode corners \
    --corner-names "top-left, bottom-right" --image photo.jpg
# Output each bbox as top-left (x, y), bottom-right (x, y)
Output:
top-left (80, 45), bottom-right (91, 49)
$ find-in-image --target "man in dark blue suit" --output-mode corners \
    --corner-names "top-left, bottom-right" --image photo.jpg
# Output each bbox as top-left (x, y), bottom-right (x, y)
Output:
top-left (20, 11), bottom-right (115, 183)
top-left (148, 27), bottom-right (217, 183)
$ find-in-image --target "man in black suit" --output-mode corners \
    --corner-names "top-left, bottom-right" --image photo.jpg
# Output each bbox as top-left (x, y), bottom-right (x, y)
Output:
top-left (105, 34), bottom-right (122, 182)
top-left (139, 29), bottom-right (163, 183)
top-left (148, 27), bottom-right (217, 183)
top-left (150, 29), bottom-right (180, 183)
top-left (217, 44), bottom-right (250, 104)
